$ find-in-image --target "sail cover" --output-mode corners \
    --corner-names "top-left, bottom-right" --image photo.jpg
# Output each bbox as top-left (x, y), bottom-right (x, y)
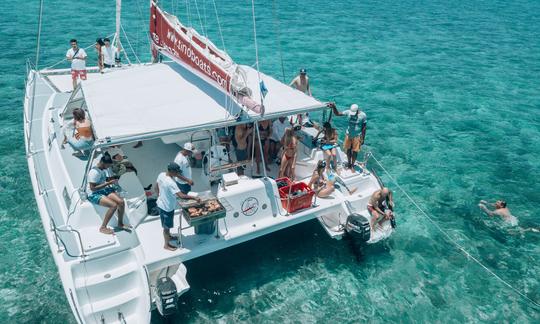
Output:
top-left (150, 1), bottom-right (238, 94)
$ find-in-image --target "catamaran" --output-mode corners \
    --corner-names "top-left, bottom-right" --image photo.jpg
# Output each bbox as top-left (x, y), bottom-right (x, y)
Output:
top-left (24, 1), bottom-right (394, 322)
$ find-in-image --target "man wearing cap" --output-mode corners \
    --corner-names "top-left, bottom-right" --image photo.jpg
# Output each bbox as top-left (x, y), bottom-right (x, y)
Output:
top-left (156, 163), bottom-right (200, 251)
top-left (330, 103), bottom-right (367, 171)
top-left (102, 38), bottom-right (119, 68)
top-left (289, 68), bottom-right (312, 96)
top-left (174, 143), bottom-right (196, 194)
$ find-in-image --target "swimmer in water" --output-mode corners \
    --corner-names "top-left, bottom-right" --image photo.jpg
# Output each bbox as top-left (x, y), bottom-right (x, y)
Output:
top-left (478, 200), bottom-right (516, 224)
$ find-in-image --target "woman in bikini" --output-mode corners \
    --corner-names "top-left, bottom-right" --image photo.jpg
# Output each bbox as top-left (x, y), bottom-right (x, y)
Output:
top-left (308, 160), bottom-right (335, 198)
top-left (279, 128), bottom-right (298, 179)
top-left (62, 108), bottom-right (94, 156)
top-left (315, 122), bottom-right (338, 172)
top-left (255, 120), bottom-right (272, 174)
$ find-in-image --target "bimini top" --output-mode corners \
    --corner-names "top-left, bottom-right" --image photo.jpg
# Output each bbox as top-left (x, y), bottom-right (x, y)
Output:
top-left (80, 62), bottom-right (325, 145)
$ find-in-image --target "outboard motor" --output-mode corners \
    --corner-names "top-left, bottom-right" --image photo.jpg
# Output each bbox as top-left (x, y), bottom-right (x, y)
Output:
top-left (345, 213), bottom-right (371, 243)
top-left (155, 277), bottom-right (179, 316)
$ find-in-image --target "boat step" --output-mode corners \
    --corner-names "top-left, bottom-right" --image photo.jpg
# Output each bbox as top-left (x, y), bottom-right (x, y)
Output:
top-left (81, 287), bottom-right (141, 316)
top-left (74, 261), bottom-right (139, 288)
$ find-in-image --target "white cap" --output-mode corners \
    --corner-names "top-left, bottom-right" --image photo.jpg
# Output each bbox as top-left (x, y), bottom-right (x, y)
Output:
top-left (107, 146), bottom-right (124, 159)
top-left (183, 142), bottom-right (196, 152)
top-left (350, 104), bottom-right (359, 113)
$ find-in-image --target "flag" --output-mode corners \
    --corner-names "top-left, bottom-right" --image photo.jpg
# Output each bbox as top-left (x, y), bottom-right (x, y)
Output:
top-left (259, 80), bottom-right (268, 98)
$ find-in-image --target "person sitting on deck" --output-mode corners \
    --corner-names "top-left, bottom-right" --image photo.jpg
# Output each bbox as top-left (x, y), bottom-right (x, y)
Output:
top-left (315, 122), bottom-right (339, 172)
top-left (174, 143), bottom-right (196, 194)
top-left (278, 128), bottom-right (298, 180)
top-left (234, 124), bottom-right (253, 175)
top-left (270, 116), bottom-right (291, 161)
top-left (367, 187), bottom-right (395, 231)
top-left (87, 153), bottom-right (129, 235)
top-left (156, 162), bottom-right (201, 251)
top-left (66, 39), bottom-right (87, 90)
top-left (308, 160), bottom-right (335, 198)
top-left (62, 108), bottom-right (94, 157)
top-left (329, 103), bottom-right (367, 171)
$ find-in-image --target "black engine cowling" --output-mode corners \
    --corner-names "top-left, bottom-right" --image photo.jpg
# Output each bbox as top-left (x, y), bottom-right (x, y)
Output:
top-left (345, 213), bottom-right (371, 242)
top-left (155, 277), bottom-right (178, 316)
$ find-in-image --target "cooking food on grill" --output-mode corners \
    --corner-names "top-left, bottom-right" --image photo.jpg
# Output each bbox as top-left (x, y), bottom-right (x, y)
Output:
top-left (186, 199), bottom-right (223, 218)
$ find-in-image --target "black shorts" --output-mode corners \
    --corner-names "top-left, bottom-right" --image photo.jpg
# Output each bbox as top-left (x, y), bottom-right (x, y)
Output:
top-left (159, 208), bottom-right (174, 229)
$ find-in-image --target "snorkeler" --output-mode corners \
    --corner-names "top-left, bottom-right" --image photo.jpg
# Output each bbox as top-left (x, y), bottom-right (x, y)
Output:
top-left (478, 200), bottom-right (516, 224)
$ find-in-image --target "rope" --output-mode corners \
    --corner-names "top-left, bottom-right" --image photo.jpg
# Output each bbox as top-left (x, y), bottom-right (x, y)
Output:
top-left (369, 153), bottom-right (540, 310)
top-left (121, 23), bottom-right (140, 64)
top-left (271, 0), bottom-right (286, 83)
top-left (192, 0), bottom-right (207, 39)
top-left (211, 0), bottom-right (226, 52)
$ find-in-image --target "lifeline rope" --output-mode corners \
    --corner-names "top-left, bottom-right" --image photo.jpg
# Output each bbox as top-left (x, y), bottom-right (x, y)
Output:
top-left (369, 153), bottom-right (540, 309)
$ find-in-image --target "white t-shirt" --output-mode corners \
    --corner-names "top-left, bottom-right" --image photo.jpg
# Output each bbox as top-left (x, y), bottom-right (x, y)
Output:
top-left (87, 166), bottom-right (107, 193)
top-left (271, 119), bottom-right (290, 142)
top-left (102, 45), bottom-right (117, 66)
top-left (156, 172), bottom-right (180, 212)
top-left (66, 48), bottom-right (87, 71)
top-left (174, 152), bottom-right (191, 185)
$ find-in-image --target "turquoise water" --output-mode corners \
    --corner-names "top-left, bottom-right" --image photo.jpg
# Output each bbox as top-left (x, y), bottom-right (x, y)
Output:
top-left (1, 0), bottom-right (539, 322)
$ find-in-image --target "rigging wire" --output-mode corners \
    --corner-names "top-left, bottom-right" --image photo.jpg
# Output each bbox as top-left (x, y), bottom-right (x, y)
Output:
top-left (192, 0), bottom-right (207, 39)
top-left (211, 0), bottom-right (226, 52)
top-left (369, 153), bottom-right (540, 310)
top-left (271, 0), bottom-right (286, 83)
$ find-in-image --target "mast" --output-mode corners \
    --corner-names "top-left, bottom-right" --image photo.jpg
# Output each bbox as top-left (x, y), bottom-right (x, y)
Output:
top-left (115, 0), bottom-right (122, 53)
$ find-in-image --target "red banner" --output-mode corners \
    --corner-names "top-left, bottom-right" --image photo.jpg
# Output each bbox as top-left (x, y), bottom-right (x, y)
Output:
top-left (150, 1), bottom-right (231, 92)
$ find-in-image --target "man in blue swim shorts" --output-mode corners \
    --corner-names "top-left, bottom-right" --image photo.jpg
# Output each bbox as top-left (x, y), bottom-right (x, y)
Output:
top-left (156, 162), bottom-right (200, 251)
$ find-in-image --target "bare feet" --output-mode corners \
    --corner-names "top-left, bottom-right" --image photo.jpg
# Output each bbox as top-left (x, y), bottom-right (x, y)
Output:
top-left (99, 227), bottom-right (114, 235)
top-left (133, 141), bottom-right (143, 148)
top-left (164, 244), bottom-right (177, 251)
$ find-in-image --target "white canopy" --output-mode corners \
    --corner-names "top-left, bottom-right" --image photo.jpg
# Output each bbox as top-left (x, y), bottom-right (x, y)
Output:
top-left (81, 62), bottom-right (325, 144)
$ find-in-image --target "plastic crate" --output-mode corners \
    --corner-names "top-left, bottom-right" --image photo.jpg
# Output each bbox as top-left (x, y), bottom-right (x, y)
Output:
top-left (278, 182), bottom-right (315, 213)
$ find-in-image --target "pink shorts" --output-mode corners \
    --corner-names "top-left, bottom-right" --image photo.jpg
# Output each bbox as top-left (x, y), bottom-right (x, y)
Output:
top-left (71, 69), bottom-right (87, 81)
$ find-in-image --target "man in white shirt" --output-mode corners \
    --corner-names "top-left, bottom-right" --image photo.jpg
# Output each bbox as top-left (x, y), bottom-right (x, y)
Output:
top-left (66, 39), bottom-right (87, 90)
top-left (102, 38), bottom-right (119, 68)
top-left (87, 153), bottom-right (127, 235)
top-left (270, 116), bottom-right (291, 161)
top-left (156, 162), bottom-right (200, 251)
top-left (174, 142), bottom-right (196, 194)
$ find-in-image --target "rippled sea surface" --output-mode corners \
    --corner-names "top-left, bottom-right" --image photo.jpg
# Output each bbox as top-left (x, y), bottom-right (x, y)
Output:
top-left (1, 0), bottom-right (539, 322)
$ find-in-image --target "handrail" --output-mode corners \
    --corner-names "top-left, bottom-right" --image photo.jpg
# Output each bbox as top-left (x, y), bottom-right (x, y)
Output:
top-left (49, 216), bottom-right (86, 258)
top-left (56, 224), bottom-right (87, 258)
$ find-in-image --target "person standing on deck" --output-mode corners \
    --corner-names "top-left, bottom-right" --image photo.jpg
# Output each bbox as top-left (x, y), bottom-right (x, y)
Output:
top-left (329, 103), bottom-right (367, 171)
top-left (234, 124), bottom-right (253, 175)
top-left (102, 38), bottom-right (119, 68)
top-left (87, 153), bottom-right (129, 235)
top-left (156, 163), bottom-right (200, 251)
top-left (289, 68), bottom-right (312, 96)
top-left (66, 39), bottom-right (87, 90)
top-left (174, 143), bottom-right (196, 194)
top-left (95, 38), bottom-right (105, 73)
top-left (270, 116), bottom-right (291, 161)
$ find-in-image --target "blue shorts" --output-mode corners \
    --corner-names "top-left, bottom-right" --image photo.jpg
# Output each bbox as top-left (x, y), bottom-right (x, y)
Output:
top-left (159, 208), bottom-right (175, 229)
top-left (88, 187), bottom-right (115, 205)
top-left (177, 182), bottom-right (191, 194)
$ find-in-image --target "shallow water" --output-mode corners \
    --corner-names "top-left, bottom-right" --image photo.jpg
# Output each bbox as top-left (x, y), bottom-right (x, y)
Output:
top-left (1, 0), bottom-right (540, 322)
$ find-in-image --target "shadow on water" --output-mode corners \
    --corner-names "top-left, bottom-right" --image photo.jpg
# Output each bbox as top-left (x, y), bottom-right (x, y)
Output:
top-left (150, 219), bottom-right (392, 323)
